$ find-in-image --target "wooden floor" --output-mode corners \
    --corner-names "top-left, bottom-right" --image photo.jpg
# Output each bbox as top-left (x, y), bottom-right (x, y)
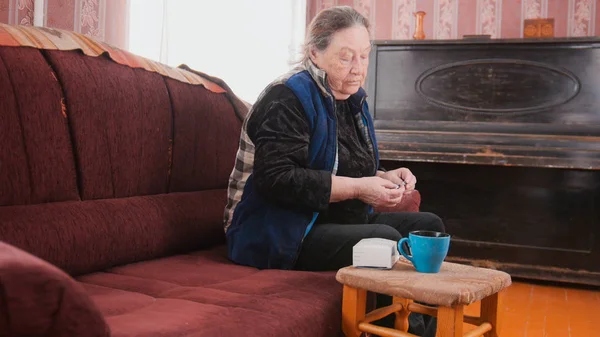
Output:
top-left (463, 280), bottom-right (600, 337)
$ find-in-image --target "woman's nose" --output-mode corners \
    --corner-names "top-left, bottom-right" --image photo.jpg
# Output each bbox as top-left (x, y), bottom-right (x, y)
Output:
top-left (350, 58), bottom-right (363, 74)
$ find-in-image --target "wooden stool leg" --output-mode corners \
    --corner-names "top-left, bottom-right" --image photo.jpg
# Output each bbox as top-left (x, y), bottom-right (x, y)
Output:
top-left (436, 305), bottom-right (464, 337)
top-left (480, 292), bottom-right (499, 337)
top-left (342, 285), bottom-right (367, 337)
top-left (393, 297), bottom-right (411, 332)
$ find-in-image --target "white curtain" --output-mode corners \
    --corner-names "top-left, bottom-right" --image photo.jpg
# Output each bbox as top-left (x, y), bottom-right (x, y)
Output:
top-left (128, 0), bottom-right (306, 103)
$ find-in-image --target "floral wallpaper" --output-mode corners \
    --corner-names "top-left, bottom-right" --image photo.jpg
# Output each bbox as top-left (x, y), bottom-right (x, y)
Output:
top-left (19, 0), bottom-right (33, 25)
top-left (308, 0), bottom-right (600, 39)
top-left (78, 0), bottom-right (103, 37)
top-left (1, 0), bottom-right (597, 51)
top-left (0, 0), bottom-right (127, 49)
top-left (0, 0), bottom-right (33, 26)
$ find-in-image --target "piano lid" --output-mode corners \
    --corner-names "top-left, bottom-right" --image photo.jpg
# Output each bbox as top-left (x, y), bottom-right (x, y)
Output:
top-left (365, 39), bottom-right (600, 170)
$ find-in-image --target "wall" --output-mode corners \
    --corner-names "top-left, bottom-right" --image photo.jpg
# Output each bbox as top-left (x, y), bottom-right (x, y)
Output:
top-left (0, 0), bottom-right (128, 49)
top-left (307, 0), bottom-right (599, 39)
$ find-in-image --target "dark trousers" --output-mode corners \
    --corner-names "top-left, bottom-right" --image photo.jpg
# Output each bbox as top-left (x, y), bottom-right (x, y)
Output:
top-left (294, 212), bottom-right (445, 337)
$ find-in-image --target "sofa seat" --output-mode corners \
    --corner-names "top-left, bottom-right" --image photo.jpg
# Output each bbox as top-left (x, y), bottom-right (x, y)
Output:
top-left (77, 246), bottom-right (342, 337)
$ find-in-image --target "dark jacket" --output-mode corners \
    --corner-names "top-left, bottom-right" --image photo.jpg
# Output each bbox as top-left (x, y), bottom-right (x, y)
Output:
top-left (226, 66), bottom-right (380, 270)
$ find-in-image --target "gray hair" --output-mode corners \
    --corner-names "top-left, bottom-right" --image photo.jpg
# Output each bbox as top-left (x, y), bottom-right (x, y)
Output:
top-left (301, 6), bottom-right (371, 64)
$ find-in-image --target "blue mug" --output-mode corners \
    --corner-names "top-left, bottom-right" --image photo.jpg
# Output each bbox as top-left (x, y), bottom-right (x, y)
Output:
top-left (397, 230), bottom-right (451, 273)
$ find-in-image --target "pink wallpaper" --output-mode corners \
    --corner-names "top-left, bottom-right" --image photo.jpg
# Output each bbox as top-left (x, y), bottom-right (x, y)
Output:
top-left (0, 0), bottom-right (33, 26)
top-left (1, 1), bottom-right (597, 52)
top-left (0, 0), bottom-right (127, 49)
top-left (307, 0), bottom-right (600, 39)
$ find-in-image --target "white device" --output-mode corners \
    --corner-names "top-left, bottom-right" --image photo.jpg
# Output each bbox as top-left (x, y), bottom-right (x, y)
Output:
top-left (352, 238), bottom-right (400, 269)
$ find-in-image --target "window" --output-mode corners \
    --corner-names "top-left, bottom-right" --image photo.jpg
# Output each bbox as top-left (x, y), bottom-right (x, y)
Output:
top-left (128, 0), bottom-right (306, 103)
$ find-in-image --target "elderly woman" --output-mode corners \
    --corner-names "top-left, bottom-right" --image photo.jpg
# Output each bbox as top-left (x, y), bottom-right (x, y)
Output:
top-left (224, 6), bottom-right (442, 336)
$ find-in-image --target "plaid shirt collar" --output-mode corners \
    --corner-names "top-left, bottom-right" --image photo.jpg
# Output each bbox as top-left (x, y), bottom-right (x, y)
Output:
top-left (303, 60), bottom-right (331, 97)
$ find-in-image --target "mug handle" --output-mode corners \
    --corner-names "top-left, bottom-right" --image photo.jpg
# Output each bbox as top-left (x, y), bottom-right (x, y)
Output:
top-left (398, 238), bottom-right (414, 263)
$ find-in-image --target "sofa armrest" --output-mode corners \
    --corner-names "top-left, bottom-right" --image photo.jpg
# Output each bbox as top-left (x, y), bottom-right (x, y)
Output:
top-left (0, 241), bottom-right (110, 337)
top-left (374, 189), bottom-right (422, 213)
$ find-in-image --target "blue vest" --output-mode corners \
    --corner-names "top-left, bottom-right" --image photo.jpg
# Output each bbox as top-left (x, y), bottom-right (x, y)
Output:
top-left (226, 70), bottom-right (380, 270)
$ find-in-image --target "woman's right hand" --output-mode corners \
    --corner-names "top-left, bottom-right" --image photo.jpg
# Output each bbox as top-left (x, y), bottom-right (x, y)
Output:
top-left (356, 176), bottom-right (404, 208)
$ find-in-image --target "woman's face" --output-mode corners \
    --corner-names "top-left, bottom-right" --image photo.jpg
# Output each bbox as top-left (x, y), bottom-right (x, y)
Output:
top-left (310, 25), bottom-right (371, 100)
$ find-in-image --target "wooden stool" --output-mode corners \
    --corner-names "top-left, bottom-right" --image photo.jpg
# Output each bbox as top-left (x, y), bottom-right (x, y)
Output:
top-left (336, 258), bottom-right (512, 337)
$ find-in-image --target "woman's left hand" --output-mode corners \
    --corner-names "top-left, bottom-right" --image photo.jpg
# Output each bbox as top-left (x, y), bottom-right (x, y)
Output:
top-left (380, 168), bottom-right (417, 192)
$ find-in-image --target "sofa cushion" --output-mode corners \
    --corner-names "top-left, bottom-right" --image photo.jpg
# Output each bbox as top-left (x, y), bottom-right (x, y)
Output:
top-left (0, 191), bottom-right (226, 276)
top-left (44, 49), bottom-right (174, 200)
top-left (43, 49), bottom-right (243, 201)
top-left (0, 46), bottom-right (79, 206)
top-left (165, 77), bottom-right (242, 193)
top-left (0, 242), bottom-right (110, 337)
top-left (78, 246), bottom-right (342, 337)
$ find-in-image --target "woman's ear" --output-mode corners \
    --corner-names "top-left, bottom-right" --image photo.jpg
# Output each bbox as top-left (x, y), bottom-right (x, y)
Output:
top-left (309, 46), bottom-right (319, 65)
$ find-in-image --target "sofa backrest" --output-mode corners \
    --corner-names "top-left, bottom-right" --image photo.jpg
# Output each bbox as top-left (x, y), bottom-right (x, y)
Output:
top-left (0, 47), bottom-right (80, 206)
top-left (0, 39), bottom-right (244, 275)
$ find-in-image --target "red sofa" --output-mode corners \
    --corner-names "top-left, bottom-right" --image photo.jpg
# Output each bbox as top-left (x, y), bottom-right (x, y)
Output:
top-left (0, 32), bottom-right (421, 336)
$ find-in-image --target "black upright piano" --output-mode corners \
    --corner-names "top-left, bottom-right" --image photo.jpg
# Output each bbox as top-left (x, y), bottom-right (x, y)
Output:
top-left (365, 37), bottom-right (600, 286)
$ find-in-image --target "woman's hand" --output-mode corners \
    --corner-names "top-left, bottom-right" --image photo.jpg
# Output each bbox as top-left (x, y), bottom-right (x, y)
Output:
top-left (379, 168), bottom-right (417, 192)
top-left (356, 176), bottom-right (405, 208)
